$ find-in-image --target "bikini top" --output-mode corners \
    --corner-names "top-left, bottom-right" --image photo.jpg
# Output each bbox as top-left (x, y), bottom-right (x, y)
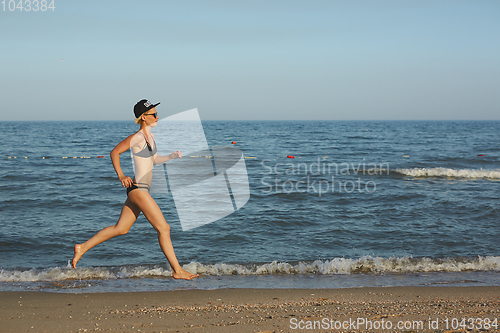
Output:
top-left (133, 132), bottom-right (157, 158)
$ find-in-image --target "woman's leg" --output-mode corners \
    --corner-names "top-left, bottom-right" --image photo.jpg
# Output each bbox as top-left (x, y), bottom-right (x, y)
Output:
top-left (127, 190), bottom-right (198, 280)
top-left (72, 198), bottom-right (140, 268)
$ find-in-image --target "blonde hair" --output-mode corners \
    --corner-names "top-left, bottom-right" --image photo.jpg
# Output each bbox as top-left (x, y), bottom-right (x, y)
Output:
top-left (135, 116), bottom-right (143, 125)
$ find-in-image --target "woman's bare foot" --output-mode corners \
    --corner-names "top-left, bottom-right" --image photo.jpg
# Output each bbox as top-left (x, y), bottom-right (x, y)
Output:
top-left (172, 268), bottom-right (199, 280)
top-left (72, 244), bottom-right (85, 268)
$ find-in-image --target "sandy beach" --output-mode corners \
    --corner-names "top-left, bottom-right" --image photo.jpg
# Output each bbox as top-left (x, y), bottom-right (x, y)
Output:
top-left (1, 286), bottom-right (499, 332)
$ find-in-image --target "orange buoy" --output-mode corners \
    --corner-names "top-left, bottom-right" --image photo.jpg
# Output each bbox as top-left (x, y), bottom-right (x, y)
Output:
top-left (287, 155), bottom-right (295, 158)
top-left (231, 142), bottom-right (236, 144)
top-left (477, 154), bottom-right (484, 157)
top-left (97, 156), bottom-right (105, 158)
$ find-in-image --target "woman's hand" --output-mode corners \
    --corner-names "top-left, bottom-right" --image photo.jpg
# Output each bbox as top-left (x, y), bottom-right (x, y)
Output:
top-left (170, 151), bottom-right (182, 159)
top-left (119, 175), bottom-right (133, 188)
top-left (153, 151), bottom-right (182, 165)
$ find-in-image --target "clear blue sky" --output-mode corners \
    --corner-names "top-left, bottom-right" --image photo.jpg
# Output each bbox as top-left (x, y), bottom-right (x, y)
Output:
top-left (1, 0), bottom-right (499, 120)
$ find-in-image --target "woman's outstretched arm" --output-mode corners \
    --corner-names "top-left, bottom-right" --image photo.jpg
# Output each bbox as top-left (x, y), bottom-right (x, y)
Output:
top-left (154, 150), bottom-right (182, 165)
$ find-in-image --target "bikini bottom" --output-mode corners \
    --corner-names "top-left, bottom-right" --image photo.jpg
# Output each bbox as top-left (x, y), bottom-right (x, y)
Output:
top-left (126, 183), bottom-right (150, 196)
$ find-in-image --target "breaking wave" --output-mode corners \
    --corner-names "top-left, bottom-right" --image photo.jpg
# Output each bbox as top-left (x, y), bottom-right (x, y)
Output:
top-left (394, 167), bottom-right (500, 179)
top-left (1, 256), bottom-right (499, 282)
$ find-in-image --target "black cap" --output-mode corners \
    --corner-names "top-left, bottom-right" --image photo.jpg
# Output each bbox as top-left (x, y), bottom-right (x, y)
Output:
top-left (134, 99), bottom-right (160, 118)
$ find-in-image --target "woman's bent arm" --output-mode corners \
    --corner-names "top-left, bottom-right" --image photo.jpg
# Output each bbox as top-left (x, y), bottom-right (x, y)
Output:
top-left (110, 134), bottom-right (135, 188)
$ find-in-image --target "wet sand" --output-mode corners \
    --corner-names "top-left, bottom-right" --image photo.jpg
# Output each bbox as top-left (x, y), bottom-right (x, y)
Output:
top-left (1, 287), bottom-right (499, 332)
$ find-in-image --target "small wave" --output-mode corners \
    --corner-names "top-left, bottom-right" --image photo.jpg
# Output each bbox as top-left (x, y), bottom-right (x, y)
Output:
top-left (1, 256), bottom-right (498, 282)
top-left (394, 167), bottom-right (500, 179)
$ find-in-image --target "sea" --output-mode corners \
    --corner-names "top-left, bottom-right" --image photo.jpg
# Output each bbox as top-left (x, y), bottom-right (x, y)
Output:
top-left (0, 120), bottom-right (499, 293)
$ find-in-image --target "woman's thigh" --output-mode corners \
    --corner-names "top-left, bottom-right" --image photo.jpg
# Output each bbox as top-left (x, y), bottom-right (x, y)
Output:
top-left (127, 190), bottom-right (169, 231)
top-left (115, 198), bottom-right (141, 230)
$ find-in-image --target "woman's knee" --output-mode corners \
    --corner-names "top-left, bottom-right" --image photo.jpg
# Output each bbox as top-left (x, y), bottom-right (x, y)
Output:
top-left (115, 226), bottom-right (130, 235)
top-left (156, 223), bottom-right (171, 235)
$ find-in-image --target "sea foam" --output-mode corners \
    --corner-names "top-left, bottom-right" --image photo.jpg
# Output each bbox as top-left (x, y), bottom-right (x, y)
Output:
top-left (1, 256), bottom-right (498, 282)
top-left (395, 167), bottom-right (500, 179)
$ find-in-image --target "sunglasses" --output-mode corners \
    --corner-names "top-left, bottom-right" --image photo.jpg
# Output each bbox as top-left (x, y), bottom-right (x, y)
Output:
top-left (144, 112), bottom-right (158, 118)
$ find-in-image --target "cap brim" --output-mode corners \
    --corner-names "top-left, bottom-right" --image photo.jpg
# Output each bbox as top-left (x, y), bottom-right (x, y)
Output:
top-left (146, 102), bottom-right (160, 111)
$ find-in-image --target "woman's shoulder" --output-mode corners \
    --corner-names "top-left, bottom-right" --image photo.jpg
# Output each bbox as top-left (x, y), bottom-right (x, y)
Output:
top-left (129, 131), bottom-right (147, 147)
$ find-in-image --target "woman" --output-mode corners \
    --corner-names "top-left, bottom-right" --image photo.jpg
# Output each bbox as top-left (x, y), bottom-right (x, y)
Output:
top-left (72, 99), bottom-right (198, 280)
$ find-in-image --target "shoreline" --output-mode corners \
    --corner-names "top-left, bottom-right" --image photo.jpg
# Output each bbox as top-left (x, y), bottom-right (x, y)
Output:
top-left (1, 286), bottom-right (499, 332)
